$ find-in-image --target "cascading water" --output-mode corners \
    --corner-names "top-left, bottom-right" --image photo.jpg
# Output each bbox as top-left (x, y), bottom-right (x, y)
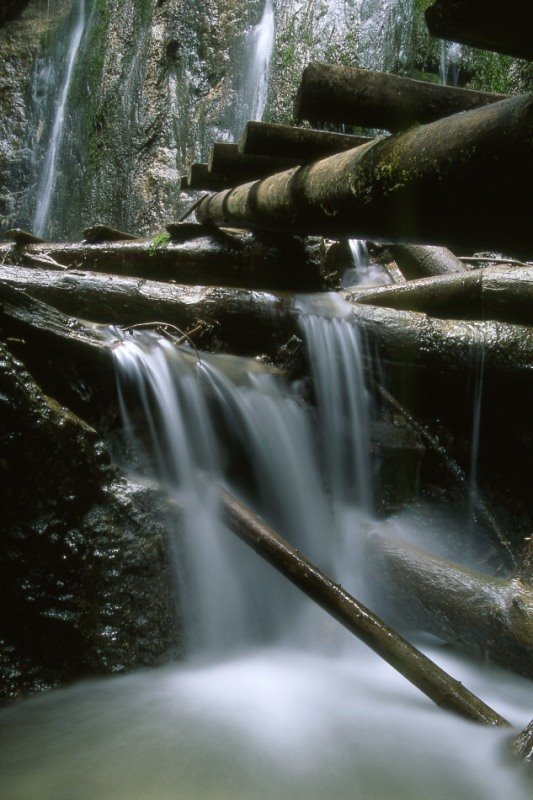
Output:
top-left (1, 315), bottom-right (531, 800)
top-left (342, 240), bottom-right (393, 288)
top-left (33, 0), bottom-right (87, 237)
top-left (235, 0), bottom-right (274, 132)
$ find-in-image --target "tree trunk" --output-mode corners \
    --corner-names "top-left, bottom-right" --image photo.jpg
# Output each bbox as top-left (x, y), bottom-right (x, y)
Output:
top-left (513, 719), bottom-right (533, 764)
top-left (294, 62), bottom-right (508, 132)
top-left (208, 142), bottom-right (299, 182)
top-left (351, 266), bottom-right (533, 326)
top-left (239, 121), bottom-right (372, 161)
top-left (0, 231), bottom-right (340, 292)
top-left (197, 94), bottom-right (533, 258)
top-left (425, 0), bottom-right (533, 61)
top-left (1, 266), bottom-right (531, 373)
top-left (219, 486), bottom-right (508, 725)
top-left (388, 244), bottom-right (468, 279)
top-left (364, 528), bottom-right (533, 678)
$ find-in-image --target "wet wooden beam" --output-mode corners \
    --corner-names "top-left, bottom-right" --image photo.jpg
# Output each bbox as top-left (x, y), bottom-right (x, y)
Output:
top-left (220, 486), bottom-right (509, 725)
top-left (388, 245), bottom-right (468, 279)
top-left (425, 0), bottom-right (533, 61)
top-left (294, 63), bottom-right (507, 132)
top-left (197, 94), bottom-right (533, 258)
top-left (239, 121), bottom-right (372, 161)
top-left (208, 142), bottom-right (299, 182)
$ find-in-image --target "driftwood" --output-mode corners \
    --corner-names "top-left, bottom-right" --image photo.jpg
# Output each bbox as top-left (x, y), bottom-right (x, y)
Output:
top-left (197, 94), bottom-right (533, 257)
top-left (351, 267), bottom-right (533, 326)
top-left (388, 245), bottom-right (468, 279)
top-left (425, 0), bottom-right (533, 61)
top-left (294, 63), bottom-right (507, 132)
top-left (1, 265), bottom-right (531, 374)
top-left (208, 143), bottom-right (299, 182)
top-left (4, 229), bottom-right (48, 246)
top-left (513, 719), bottom-right (533, 764)
top-left (239, 121), bottom-right (372, 161)
top-left (220, 486), bottom-right (508, 725)
top-left (0, 231), bottom-right (340, 292)
top-left (364, 527), bottom-right (533, 678)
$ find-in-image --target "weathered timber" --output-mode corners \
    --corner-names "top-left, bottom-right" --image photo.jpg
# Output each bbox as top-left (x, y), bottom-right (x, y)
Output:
top-left (186, 163), bottom-right (229, 191)
top-left (0, 231), bottom-right (340, 292)
top-left (165, 222), bottom-right (216, 242)
top-left (208, 143), bottom-right (299, 181)
top-left (513, 719), bottom-right (533, 764)
top-left (239, 121), bottom-right (373, 161)
top-left (197, 94), bottom-right (533, 257)
top-left (4, 229), bottom-right (48, 246)
top-left (83, 224), bottom-right (136, 243)
top-left (365, 528), bottom-right (533, 678)
top-left (0, 266), bottom-right (295, 358)
top-left (425, 0), bottom-right (533, 61)
top-left (294, 62), bottom-right (507, 132)
top-left (351, 267), bottom-right (533, 326)
top-left (1, 265), bottom-right (531, 374)
top-left (220, 486), bottom-right (508, 725)
top-left (389, 244), bottom-right (468, 279)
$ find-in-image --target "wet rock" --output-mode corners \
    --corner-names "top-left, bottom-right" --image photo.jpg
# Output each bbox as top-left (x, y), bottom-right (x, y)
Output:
top-left (0, 342), bottom-right (178, 700)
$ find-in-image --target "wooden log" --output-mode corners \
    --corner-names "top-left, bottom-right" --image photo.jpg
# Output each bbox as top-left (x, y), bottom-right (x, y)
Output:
top-left (1, 265), bottom-right (531, 374)
top-left (351, 266), bottom-right (533, 326)
top-left (388, 244), bottom-right (468, 279)
top-left (83, 224), bottom-right (136, 243)
top-left (0, 231), bottom-right (340, 292)
top-left (187, 163), bottom-right (229, 191)
top-left (239, 121), bottom-right (372, 161)
top-left (294, 62), bottom-right (507, 133)
top-left (3, 229), bottom-right (48, 246)
top-left (364, 528), bottom-right (533, 679)
top-left (220, 487), bottom-right (508, 724)
top-left (197, 94), bottom-right (533, 258)
top-left (425, 0), bottom-right (533, 61)
top-left (513, 719), bottom-right (533, 764)
top-left (208, 142), bottom-right (299, 181)
top-left (0, 266), bottom-right (295, 358)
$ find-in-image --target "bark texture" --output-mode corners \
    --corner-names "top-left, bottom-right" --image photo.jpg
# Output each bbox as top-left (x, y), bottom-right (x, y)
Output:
top-left (197, 94), bottom-right (533, 258)
top-left (294, 63), bottom-right (507, 132)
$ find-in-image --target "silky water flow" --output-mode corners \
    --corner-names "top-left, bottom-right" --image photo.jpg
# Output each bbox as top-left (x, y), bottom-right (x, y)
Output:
top-left (0, 304), bottom-right (531, 800)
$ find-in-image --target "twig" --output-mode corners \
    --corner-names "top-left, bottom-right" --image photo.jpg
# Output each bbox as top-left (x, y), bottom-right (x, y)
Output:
top-left (459, 256), bottom-right (530, 267)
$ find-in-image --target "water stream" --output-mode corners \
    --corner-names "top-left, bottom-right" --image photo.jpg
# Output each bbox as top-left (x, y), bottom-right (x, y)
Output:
top-left (33, 0), bottom-right (87, 237)
top-left (234, 0), bottom-right (275, 133)
top-left (0, 315), bottom-right (530, 800)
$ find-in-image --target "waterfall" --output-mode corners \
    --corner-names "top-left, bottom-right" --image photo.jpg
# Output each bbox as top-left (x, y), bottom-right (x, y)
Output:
top-left (236, 0), bottom-right (275, 131)
top-left (33, 0), bottom-right (86, 237)
top-left (342, 240), bottom-right (393, 288)
top-left (1, 319), bottom-right (530, 800)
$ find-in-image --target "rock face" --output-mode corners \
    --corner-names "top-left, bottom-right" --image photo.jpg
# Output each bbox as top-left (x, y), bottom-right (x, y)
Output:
top-left (0, 0), bottom-right (30, 27)
top-left (0, 342), bottom-right (178, 699)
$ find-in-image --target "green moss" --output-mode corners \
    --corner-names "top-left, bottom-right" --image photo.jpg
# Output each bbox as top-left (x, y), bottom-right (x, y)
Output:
top-left (149, 232), bottom-right (171, 255)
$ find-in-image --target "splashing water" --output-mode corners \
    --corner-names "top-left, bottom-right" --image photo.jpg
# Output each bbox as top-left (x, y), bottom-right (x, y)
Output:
top-left (33, 0), bottom-right (86, 237)
top-left (342, 240), bottom-right (393, 288)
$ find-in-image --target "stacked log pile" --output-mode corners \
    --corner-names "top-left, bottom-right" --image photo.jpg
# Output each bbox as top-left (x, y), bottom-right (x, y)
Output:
top-left (1, 11), bottom-right (531, 750)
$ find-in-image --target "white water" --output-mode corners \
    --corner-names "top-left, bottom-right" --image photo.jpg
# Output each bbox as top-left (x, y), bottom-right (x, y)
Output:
top-left (240, 0), bottom-right (275, 125)
top-left (342, 240), bottom-right (394, 288)
top-left (1, 319), bottom-right (531, 800)
top-left (33, 0), bottom-right (86, 237)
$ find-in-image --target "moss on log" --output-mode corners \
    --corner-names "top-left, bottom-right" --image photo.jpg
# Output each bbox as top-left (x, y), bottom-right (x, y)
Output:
top-left (197, 94), bottom-right (533, 258)
top-left (294, 63), bottom-right (507, 132)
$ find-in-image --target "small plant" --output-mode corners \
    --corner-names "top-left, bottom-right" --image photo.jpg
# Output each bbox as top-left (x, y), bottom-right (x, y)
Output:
top-left (149, 232), bottom-right (171, 256)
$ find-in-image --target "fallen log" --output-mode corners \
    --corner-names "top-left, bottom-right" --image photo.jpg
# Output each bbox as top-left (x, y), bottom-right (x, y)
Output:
top-left (1, 265), bottom-right (531, 373)
top-left (425, 0), bottom-right (533, 61)
top-left (0, 266), bottom-right (294, 358)
top-left (208, 143), bottom-right (299, 182)
top-left (185, 163), bottom-right (229, 192)
top-left (364, 527), bottom-right (533, 678)
top-left (351, 266), bottom-right (533, 326)
top-left (513, 719), bottom-right (533, 764)
top-left (83, 224), bottom-right (136, 243)
top-left (294, 63), bottom-right (507, 132)
top-left (388, 244), bottom-right (468, 279)
top-left (220, 486), bottom-right (508, 724)
top-left (239, 121), bottom-right (372, 161)
top-left (0, 231), bottom-right (340, 292)
top-left (197, 94), bottom-right (533, 257)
